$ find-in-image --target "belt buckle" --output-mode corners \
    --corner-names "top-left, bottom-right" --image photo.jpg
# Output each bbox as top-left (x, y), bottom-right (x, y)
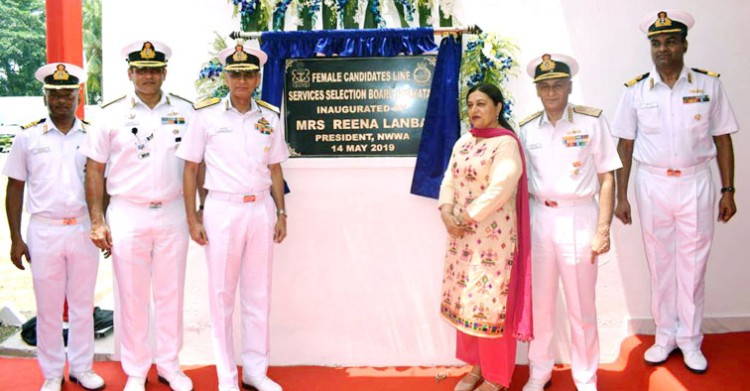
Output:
top-left (243, 195), bottom-right (256, 203)
top-left (149, 202), bottom-right (163, 209)
top-left (544, 200), bottom-right (558, 208)
top-left (62, 217), bottom-right (77, 225)
top-left (667, 169), bottom-right (682, 177)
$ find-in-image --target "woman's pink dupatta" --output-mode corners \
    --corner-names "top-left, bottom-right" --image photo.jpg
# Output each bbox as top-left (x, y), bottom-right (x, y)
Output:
top-left (470, 127), bottom-right (533, 341)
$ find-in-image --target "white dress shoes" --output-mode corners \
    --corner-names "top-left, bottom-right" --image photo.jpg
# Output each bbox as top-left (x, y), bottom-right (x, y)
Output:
top-left (644, 343), bottom-right (677, 365)
top-left (575, 382), bottom-right (598, 391)
top-left (69, 370), bottom-right (105, 390)
top-left (682, 349), bottom-right (708, 374)
top-left (40, 377), bottom-right (63, 391)
top-left (522, 376), bottom-right (552, 391)
top-left (123, 376), bottom-right (147, 391)
top-left (242, 375), bottom-right (282, 391)
top-left (158, 370), bottom-right (194, 391)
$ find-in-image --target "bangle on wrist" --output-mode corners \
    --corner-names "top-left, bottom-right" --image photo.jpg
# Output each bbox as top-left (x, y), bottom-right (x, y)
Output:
top-left (277, 208), bottom-right (287, 216)
top-left (721, 186), bottom-right (735, 194)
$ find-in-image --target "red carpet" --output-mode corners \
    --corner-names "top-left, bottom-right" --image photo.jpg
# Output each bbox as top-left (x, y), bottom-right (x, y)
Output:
top-left (2, 333), bottom-right (748, 390)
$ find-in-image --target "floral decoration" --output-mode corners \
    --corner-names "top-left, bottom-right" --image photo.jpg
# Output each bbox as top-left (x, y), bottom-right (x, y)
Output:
top-left (272, 0), bottom-right (294, 30)
top-left (459, 32), bottom-right (520, 125)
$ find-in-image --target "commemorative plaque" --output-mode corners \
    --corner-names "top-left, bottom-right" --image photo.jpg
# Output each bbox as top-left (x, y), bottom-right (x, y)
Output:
top-left (284, 56), bottom-right (435, 157)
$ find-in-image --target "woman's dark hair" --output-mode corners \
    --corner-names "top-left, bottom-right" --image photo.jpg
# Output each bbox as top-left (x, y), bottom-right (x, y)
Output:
top-left (467, 83), bottom-right (514, 131)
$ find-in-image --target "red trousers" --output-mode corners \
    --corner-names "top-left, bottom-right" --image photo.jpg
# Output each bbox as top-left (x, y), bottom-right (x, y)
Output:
top-left (456, 330), bottom-right (517, 387)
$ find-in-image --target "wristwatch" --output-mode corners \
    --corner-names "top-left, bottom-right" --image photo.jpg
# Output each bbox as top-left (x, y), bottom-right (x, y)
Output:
top-left (277, 208), bottom-right (287, 216)
top-left (721, 186), bottom-right (735, 193)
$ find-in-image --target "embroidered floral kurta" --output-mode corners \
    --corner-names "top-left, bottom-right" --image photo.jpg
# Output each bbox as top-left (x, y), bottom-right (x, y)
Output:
top-left (438, 133), bottom-right (523, 338)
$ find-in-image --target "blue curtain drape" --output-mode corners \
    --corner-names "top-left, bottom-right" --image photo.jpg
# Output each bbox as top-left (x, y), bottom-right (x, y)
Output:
top-left (409, 35), bottom-right (461, 199)
top-left (259, 28), bottom-right (438, 107)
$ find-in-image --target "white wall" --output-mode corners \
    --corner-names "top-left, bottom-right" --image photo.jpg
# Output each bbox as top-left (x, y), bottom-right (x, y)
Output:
top-left (101, 0), bottom-right (750, 366)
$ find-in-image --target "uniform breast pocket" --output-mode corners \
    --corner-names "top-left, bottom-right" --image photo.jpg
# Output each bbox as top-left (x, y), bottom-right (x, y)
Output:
top-left (636, 105), bottom-right (661, 134)
top-left (208, 126), bottom-right (232, 136)
top-left (683, 103), bottom-right (710, 137)
top-left (251, 134), bottom-right (273, 164)
top-left (27, 145), bottom-right (57, 178)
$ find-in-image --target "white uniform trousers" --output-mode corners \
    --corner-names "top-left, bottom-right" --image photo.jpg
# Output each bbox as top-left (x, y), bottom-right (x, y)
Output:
top-left (527, 198), bottom-right (599, 388)
top-left (203, 192), bottom-right (276, 388)
top-left (635, 164), bottom-right (715, 351)
top-left (27, 215), bottom-right (99, 379)
top-left (107, 197), bottom-right (189, 377)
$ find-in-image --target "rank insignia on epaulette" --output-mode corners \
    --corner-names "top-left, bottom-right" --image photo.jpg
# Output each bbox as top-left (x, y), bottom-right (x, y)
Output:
top-left (624, 72), bottom-right (650, 87)
top-left (573, 105), bottom-right (603, 118)
top-left (101, 95), bottom-right (126, 109)
top-left (193, 97), bottom-right (221, 110)
top-left (255, 117), bottom-right (273, 135)
top-left (168, 92), bottom-right (193, 105)
top-left (691, 68), bottom-right (720, 78)
top-left (519, 111), bottom-right (543, 126)
top-left (256, 99), bottom-right (280, 114)
top-left (21, 118), bottom-right (46, 130)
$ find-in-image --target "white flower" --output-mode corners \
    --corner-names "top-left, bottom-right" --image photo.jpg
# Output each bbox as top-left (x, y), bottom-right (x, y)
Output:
top-left (438, 0), bottom-right (454, 18)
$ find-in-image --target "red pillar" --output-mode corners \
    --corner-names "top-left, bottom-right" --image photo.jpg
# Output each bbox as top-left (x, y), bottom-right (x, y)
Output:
top-left (46, 0), bottom-right (85, 118)
top-left (46, 0), bottom-right (84, 321)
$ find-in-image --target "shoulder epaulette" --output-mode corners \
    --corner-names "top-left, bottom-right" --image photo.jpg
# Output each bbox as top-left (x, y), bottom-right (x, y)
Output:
top-left (691, 68), bottom-right (720, 78)
top-left (193, 97), bottom-right (221, 110)
top-left (101, 95), bottom-right (126, 109)
top-left (624, 72), bottom-right (650, 87)
top-left (21, 118), bottom-right (46, 130)
top-left (256, 99), bottom-right (280, 114)
top-left (168, 92), bottom-right (193, 105)
top-left (573, 105), bottom-right (603, 118)
top-left (519, 111), bottom-right (543, 127)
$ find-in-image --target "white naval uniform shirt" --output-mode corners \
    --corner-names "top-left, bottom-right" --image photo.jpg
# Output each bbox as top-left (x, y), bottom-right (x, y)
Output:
top-left (177, 97), bottom-right (290, 193)
top-left (3, 117), bottom-right (88, 218)
top-left (611, 66), bottom-right (739, 168)
top-left (80, 92), bottom-right (194, 203)
top-left (520, 104), bottom-right (622, 201)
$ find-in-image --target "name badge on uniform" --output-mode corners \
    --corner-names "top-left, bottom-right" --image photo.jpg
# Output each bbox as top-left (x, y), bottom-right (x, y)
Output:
top-left (528, 143), bottom-right (543, 150)
top-left (31, 146), bottom-right (51, 155)
top-left (683, 95), bottom-right (710, 104)
top-left (639, 102), bottom-right (658, 109)
top-left (161, 116), bottom-right (186, 125)
top-left (216, 127), bottom-right (233, 133)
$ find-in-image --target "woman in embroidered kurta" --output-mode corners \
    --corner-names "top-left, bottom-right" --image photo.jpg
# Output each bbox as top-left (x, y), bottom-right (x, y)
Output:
top-left (439, 83), bottom-right (532, 391)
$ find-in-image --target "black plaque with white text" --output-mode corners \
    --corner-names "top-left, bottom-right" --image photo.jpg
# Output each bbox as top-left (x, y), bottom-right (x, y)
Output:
top-left (284, 56), bottom-right (435, 157)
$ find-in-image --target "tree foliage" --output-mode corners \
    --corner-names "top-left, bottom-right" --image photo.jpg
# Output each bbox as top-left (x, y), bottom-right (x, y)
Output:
top-left (0, 0), bottom-right (47, 96)
top-left (83, 0), bottom-right (102, 104)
